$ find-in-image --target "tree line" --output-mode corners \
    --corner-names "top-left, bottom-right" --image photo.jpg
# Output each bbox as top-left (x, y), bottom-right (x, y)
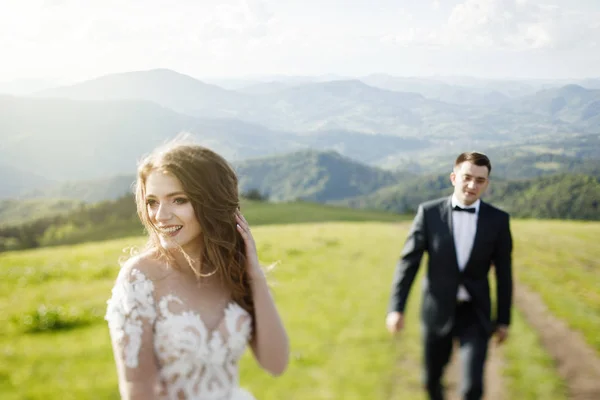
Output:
top-left (0, 189), bottom-right (269, 252)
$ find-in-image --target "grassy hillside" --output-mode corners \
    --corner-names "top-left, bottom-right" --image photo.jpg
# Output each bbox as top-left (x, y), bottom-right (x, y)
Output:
top-left (2, 218), bottom-right (591, 399)
top-left (0, 195), bottom-right (142, 252)
top-left (2, 167), bottom-right (598, 253)
top-left (12, 140), bottom-right (599, 220)
top-left (0, 195), bottom-right (408, 252)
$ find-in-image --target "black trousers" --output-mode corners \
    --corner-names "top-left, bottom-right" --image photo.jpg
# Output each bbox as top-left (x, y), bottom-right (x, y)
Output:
top-left (422, 302), bottom-right (490, 400)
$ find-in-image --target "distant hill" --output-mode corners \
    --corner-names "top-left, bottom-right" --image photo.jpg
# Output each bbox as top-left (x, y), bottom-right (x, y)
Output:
top-left (405, 150), bottom-right (600, 181)
top-left (295, 130), bottom-right (429, 165)
top-left (0, 164), bottom-right (54, 198)
top-left (234, 149), bottom-right (412, 202)
top-left (34, 71), bottom-right (470, 136)
top-left (485, 174), bottom-right (600, 220)
top-left (0, 94), bottom-right (435, 197)
top-left (491, 153), bottom-right (600, 180)
top-left (385, 133), bottom-right (600, 177)
top-left (253, 79), bottom-right (438, 134)
top-left (487, 133), bottom-right (600, 161)
top-left (236, 81), bottom-right (294, 95)
top-left (32, 68), bottom-right (600, 140)
top-left (0, 94), bottom-right (294, 183)
top-left (338, 173), bottom-right (453, 213)
top-left (360, 74), bottom-right (511, 105)
top-left (8, 144), bottom-right (599, 220)
top-left (34, 68), bottom-right (249, 116)
top-left (21, 175), bottom-right (137, 203)
top-left (31, 70), bottom-right (600, 138)
top-left (5, 68), bottom-right (600, 202)
top-left (340, 173), bottom-right (600, 220)
top-left (0, 198), bottom-right (83, 227)
top-left (500, 85), bottom-right (600, 130)
top-left (18, 149), bottom-right (414, 205)
top-left (577, 78), bottom-right (600, 89)
top-left (0, 94), bottom-right (215, 181)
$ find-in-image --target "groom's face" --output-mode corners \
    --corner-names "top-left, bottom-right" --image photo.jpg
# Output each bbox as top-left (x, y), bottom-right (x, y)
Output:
top-left (450, 161), bottom-right (489, 206)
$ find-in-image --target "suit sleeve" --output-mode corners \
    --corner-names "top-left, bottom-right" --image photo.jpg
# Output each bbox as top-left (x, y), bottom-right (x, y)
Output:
top-left (492, 212), bottom-right (513, 326)
top-left (387, 204), bottom-right (428, 314)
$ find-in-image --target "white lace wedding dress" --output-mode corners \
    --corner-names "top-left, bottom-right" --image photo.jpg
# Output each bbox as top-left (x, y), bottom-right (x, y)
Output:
top-left (105, 259), bottom-right (257, 400)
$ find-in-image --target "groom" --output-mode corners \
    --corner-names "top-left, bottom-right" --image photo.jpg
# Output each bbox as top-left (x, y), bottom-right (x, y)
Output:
top-left (386, 152), bottom-right (513, 400)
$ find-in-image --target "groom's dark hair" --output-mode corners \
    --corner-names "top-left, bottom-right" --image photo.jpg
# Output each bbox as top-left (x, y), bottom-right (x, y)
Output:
top-left (455, 152), bottom-right (492, 174)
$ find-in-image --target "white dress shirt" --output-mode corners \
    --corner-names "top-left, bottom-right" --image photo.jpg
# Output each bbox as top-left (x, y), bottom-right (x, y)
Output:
top-left (451, 195), bottom-right (480, 302)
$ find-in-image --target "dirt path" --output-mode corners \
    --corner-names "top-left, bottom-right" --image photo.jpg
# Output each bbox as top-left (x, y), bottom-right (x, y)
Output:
top-left (515, 283), bottom-right (600, 400)
top-left (445, 339), bottom-right (504, 400)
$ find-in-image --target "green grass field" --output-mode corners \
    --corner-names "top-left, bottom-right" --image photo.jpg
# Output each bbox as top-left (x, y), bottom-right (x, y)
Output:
top-left (239, 200), bottom-right (410, 225)
top-left (503, 309), bottom-right (567, 399)
top-left (0, 213), bottom-right (596, 399)
top-left (510, 219), bottom-right (600, 353)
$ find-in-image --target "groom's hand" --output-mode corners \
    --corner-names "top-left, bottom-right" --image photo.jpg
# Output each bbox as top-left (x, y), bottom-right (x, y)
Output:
top-left (495, 325), bottom-right (509, 344)
top-left (386, 311), bottom-right (404, 334)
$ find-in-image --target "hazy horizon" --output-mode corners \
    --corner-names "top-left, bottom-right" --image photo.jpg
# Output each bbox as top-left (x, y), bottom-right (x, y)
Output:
top-left (1, 0), bottom-right (599, 87)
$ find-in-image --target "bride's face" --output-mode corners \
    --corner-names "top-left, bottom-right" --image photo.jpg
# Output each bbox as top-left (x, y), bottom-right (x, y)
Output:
top-left (144, 170), bottom-right (202, 254)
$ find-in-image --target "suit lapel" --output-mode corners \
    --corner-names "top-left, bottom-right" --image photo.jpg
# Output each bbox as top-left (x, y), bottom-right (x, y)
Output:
top-left (464, 201), bottom-right (487, 271)
top-left (440, 196), bottom-right (460, 272)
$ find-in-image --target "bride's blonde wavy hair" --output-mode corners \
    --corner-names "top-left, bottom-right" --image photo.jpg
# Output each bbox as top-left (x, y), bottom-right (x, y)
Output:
top-left (132, 134), bottom-right (255, 330)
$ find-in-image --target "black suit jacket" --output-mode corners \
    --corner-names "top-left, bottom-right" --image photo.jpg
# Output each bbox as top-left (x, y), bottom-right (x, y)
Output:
top-left (387, 196), bottom-right (513, 336)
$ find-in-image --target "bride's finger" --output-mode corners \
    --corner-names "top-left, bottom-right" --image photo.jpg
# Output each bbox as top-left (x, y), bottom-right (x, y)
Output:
top-left (236, 216), bottom-right (253, 233)
top-left (237, 212), bottom-right (253, 232)
top-left (235, 213), bottom-right (248, 229)
top-left (236, 223), bottom-right (249, 237)
top-left (236, 210), bottom-right (248, 223)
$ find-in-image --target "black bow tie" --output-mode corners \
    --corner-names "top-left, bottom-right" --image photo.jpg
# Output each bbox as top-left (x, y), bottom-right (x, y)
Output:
top-left (453, 205), bottom-right (476, 213)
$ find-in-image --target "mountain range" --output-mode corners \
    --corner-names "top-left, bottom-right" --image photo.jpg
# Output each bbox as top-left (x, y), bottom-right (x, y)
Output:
top-left (1, 68), bottom-right (599, 215)
top-left (32, 69), bottom-right (600, 138)
top-left (0, 92), bottom-right (429, 194)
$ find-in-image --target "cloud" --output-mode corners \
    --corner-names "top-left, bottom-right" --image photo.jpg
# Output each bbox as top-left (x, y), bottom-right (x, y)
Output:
top-left (0, 0), bottom-right (276, 45)
top-left (444, 0), bottom-right (600, 50)
top-left (0, 0), bottom-right (280, 72)
top-left (197, 0), bottom-right (275, 40)
top-left (382, 0), bottom-right (600, 51)
top-left (1, 0), bottom-right (599, 80)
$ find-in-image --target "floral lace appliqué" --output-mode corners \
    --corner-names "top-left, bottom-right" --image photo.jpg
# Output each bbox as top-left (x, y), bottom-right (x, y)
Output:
top-left (105, 268), bottom-right (253, 400)
top-left (105, 268), bottom-right (157, 368)
top-left (154, 295), bottom-right (252, 399)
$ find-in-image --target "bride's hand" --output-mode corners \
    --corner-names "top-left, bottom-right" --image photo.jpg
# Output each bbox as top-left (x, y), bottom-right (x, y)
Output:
top-left (235, 210), bottom-right (263, 279)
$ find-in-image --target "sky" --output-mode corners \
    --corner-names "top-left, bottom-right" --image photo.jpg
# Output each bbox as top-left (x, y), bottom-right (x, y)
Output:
top-left (1, 0), bottom-right (599, 84)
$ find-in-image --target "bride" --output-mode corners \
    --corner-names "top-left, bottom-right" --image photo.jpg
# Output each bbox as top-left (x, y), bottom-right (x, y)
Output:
top-left (104, 138), bottom-right (289, 399)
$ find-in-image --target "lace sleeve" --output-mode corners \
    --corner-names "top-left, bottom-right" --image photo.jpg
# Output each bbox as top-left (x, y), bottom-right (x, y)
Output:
top-left (105, 266), bottom-right (160, 399)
